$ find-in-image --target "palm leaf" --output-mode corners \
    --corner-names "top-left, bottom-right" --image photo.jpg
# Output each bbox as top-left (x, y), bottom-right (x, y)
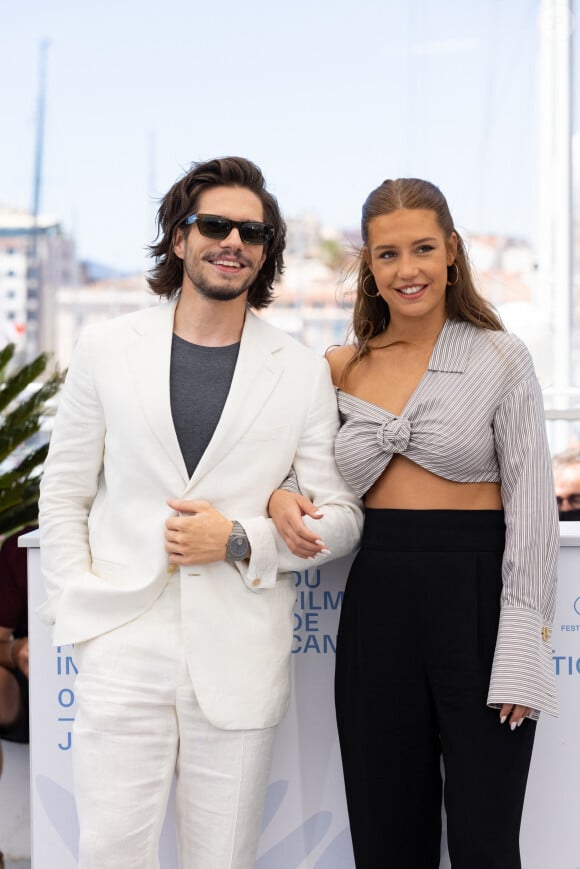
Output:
top-left (0, 345), bottom-right (64, 540)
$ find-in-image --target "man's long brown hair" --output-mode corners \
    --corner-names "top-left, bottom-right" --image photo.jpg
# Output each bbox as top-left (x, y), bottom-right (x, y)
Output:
top-left (147, 156), bottom-right (286, 309)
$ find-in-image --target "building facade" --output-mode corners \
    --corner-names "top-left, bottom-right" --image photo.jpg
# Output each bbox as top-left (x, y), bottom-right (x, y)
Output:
top-left (0, 206), bottom-right (77, 360)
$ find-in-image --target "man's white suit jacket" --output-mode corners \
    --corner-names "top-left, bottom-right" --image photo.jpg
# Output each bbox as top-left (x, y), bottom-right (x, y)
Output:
top-left (38, 300), bottom-right (363, 730)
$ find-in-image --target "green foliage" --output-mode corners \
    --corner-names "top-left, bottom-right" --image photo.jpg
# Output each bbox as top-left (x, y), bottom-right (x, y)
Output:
top-left (319, 238), bottom-right (346, 271)
top-left (0, 344), bottom-right (64, 540)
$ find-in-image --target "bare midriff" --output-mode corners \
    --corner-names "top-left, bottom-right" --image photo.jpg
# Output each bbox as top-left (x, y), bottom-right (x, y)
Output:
top-left (364, 454), bottom-right (503, 510)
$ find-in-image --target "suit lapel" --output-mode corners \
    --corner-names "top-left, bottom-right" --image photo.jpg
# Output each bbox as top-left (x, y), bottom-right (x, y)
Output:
top-left (185, 310), bottom-right (284, 491)
top-left (125, 299), bottom-right (189, 484)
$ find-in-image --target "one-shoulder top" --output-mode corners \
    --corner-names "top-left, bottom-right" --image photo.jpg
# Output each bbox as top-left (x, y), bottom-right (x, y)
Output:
top-left (285, 318), bottom-right (559, 717)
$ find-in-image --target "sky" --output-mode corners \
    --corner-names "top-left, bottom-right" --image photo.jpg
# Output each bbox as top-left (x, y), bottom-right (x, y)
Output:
top-left (1, 0), bottom-right (578, 273)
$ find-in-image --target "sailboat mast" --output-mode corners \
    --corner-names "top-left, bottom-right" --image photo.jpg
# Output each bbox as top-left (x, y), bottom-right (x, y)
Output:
top-left (538, 0), bottom-right (573, 391)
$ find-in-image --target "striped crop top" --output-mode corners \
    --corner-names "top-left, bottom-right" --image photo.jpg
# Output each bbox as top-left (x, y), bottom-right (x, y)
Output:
top-left (331, 318), bottom-right (559, 718)
top-left (335, 318), bottom-right (540, 497)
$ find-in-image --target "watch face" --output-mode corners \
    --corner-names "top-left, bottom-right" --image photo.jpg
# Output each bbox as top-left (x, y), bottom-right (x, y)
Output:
top-left (228, 523), bottom-right (249, 560)
top-left (231, 537), bottom-right (248, 557)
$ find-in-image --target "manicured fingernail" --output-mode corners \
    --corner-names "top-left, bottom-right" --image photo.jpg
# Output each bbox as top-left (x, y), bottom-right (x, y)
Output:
top-left (517, 719), bottom-right (524, 727)
top-left (500, 715), bottom-right (507, 724)
top-left (510, 722), bottom-right (517, 731)
top-left (315, 539), bottom-right (325, 545)
top-left (313, 512), bottom-right (324, 518)
top-left (320, 548), bottom-right (331, 556)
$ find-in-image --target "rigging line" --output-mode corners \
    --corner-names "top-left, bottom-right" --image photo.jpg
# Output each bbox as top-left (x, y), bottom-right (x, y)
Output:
top-left (475, 0), bottom-right (502, 232)
top-left (495, 1), bottom-right (544, 244)
top-left (494, 0), bottom-right (538, 128)
top-left (408, 0), bottom-right (423, 176)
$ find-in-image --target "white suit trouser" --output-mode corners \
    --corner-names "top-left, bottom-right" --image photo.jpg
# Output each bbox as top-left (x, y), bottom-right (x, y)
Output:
top-left (72, 574), bottom-right (277, 869)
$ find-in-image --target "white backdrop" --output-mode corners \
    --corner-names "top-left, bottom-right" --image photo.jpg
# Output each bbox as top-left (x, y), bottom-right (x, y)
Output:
top-left (22, 525), bottom-right (580, 868)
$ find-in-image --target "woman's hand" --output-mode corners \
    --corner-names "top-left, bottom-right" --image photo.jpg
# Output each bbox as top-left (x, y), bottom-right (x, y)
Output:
top-left (268, 489), bottom-right (329, 558)
top-left (499, 703), bottom-right (532, 730)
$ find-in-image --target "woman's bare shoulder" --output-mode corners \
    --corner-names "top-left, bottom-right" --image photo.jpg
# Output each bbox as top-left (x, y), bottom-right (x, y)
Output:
top-left (324, 344), bottom-right (357, 386)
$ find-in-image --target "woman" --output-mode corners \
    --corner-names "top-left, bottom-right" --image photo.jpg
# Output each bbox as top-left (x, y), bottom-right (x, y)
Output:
top-left (269, 178), bottom-right (558, 869)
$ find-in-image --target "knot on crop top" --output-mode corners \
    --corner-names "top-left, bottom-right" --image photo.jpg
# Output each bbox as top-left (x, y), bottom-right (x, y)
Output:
top-left (376, 416), bottom-right (411, 453)
top-left (334, 390), bottom-right (417, 497)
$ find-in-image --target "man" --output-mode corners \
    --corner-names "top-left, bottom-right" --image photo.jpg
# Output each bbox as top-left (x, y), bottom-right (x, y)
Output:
top-left (38, 156), bottom-right (362, 868)
top-left (552, 446), bottom-right (580, 520)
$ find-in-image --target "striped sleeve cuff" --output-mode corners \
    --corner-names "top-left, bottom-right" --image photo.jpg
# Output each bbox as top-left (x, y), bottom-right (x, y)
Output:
top-left (487, 605), bottom-right (558, 719)
top-left (279, 467), bottom-right (301, 495)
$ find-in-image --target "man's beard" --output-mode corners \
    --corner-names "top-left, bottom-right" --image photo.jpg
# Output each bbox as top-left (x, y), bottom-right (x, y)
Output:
top-left (184, 258), bottom-right (257, 302)
top-left (193, 279), bottom-right (250, 302)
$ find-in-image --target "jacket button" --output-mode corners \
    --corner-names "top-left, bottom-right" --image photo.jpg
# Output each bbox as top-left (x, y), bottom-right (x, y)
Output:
top-left (251, 578), bottom-right (261, 588)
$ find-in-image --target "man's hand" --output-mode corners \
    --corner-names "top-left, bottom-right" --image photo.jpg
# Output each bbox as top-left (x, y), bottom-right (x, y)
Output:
top-left (165, 499), bottom-right (233, 566)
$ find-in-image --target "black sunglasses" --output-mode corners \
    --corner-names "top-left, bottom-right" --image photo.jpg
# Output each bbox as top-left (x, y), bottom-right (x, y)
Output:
top-left (183, 213), bottom-right (274, 246)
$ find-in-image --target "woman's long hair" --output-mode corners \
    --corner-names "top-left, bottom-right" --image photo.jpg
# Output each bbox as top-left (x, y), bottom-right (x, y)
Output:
top-left (345, 178), bottom-right (503, 381)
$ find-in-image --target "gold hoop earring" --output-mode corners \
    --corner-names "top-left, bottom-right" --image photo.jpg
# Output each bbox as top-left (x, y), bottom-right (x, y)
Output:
top-left (362, 275), bottom-right (380, 298)
top-left (447, 262), bottom-right (459, 287)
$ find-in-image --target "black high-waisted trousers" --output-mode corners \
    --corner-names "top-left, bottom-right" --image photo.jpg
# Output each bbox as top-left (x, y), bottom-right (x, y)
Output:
top-left (335, 509), bottom-right (536, 869)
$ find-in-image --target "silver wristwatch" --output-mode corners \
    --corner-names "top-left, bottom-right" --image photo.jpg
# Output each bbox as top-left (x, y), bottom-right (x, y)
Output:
top-left (225, 520), bottom-right (250, 562)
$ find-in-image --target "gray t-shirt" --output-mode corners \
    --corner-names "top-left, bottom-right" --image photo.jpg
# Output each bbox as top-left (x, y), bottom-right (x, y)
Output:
top-left (170, 334), bottom-right (240, 478)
